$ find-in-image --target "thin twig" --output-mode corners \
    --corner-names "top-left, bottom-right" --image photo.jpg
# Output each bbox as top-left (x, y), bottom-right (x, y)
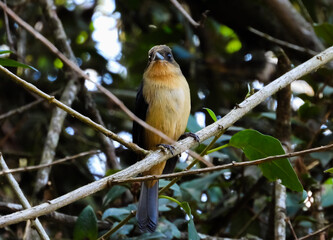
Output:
top-left (248, 27), bottom-right (318, 56)
top-left (108, 143), bottom-right (333, 185)
top-left (298, 222), bottom-right (333, 240)
top-left (0, 201), bottom-right (111, 229)
top-left (169, 0), bottom-right (200, 27)
top-left (0, 150), bottom-right (99, 175)
top-left (0, 46), bottom-right (332, 228)
top-left (0, 153), bottom-right (50, 240)
top-left (285, 217), bottom-right (298, 240)
top-left (0, 90), bottom-right (60, 121)
top-left (235, 206), bottom-right (266, 237)
top-left (97, 211), bottom-right (136, 240)
top-left (3, 0), bottom-right (14, 50)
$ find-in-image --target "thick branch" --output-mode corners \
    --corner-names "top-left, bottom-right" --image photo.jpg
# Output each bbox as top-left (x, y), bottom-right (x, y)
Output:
top-left (0, 47), bottom-right (332, 227)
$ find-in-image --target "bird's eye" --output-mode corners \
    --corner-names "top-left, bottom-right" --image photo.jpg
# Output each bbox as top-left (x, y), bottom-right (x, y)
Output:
top-left (148, 54), bottom-right (152, 61)
top-left (167, 53), bottom-right (172, 60)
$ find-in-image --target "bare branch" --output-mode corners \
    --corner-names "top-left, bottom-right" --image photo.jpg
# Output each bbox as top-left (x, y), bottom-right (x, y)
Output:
top-left (248, 27), bottom-right (318, 56)
top-left (298, 222), bottom-right (333, 240)
top-left (0, 150), bottom-right (99, 176)
top-left (169, 0), bottom-right (200, 27)
top-left (0, 153), bottom-right (50, 239)
top-left (0, 46), bottom-right (332, 227)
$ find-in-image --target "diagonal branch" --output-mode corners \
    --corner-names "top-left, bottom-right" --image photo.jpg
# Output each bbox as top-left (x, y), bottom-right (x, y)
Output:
top-left (0, 153), bottom-right (50, 239)
top-left (0, 65), bottom-right (148, 155)
top-left (0, 46), bottom-right (332, 228)
top-left (169, 0), bottom-right (200, 27)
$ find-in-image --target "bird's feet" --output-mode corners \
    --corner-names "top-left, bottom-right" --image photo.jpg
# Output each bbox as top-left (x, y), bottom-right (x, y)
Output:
top-left (157, 143), bottom-right (175, 155)
top-left (178, 132), bottom-right (200, 142)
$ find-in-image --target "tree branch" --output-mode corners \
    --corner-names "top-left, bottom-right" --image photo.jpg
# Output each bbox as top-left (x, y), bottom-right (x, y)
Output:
top-left (0, 150), bottom-right (99, 175)
top-left (0, 65), bottom-right (148, 155)
top-left (248, 27), bottom-right (318, 56)
top-left (298, 222), bottom-right (333, 240)
top-left (0, 153), bottom-right (50, 239)
top-left (0, 46), bottom-right (332, 228)
top-left (169, 0), bottom-right (200, 27)
top-left (32, 0), bottom-right (81, 194)
top-left (108, 143), bottom-right (333, 185)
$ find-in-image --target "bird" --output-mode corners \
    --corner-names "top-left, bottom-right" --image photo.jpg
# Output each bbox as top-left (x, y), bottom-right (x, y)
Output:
top-left (132, 45), bottom-right (191, 232)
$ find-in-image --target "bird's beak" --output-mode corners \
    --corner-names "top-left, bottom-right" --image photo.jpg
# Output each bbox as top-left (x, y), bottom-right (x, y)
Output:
top-left (154, 52), bottom-right (164, 61)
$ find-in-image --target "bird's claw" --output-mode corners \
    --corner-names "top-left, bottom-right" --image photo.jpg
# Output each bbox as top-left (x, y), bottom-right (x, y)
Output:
top-left (179, 132), bottom-right (200, 142)
top-left (157, 144), bottom-right (175, 155)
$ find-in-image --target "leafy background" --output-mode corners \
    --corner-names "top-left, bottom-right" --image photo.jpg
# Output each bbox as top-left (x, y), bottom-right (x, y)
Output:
top-left (0, 0), bottom-right (333, 239)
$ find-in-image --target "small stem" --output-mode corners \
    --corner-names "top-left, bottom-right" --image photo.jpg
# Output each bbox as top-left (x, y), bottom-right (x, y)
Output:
top-left (207, 143), bottom-right (229, 154)
top-left (159, 195), bottom-right (182, 206)
top-left (97, 211), bottom-right (136, 240)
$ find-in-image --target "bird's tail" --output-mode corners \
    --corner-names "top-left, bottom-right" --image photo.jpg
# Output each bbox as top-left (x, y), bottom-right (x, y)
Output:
top-left (136, 181), bottom-right (159, 232)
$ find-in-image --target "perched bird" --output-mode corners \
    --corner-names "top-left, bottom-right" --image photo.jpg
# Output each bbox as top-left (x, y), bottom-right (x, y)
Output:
top-left (132, 45), bottom-right (191, 232)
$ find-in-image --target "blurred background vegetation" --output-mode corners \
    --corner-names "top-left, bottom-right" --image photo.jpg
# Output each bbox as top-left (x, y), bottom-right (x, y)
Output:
top-left (0, 0), bottom-right (333, 239)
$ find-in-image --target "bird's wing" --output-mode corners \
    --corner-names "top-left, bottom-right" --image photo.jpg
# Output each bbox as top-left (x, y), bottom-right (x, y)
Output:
top-left (132, 82), bottom-right (148, 149)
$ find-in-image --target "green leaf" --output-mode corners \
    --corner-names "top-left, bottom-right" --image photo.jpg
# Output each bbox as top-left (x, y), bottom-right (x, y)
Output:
top-left (0, 58), bottom-right (38, 71)
top-left (325, 167), bottom-right (333, 174)
top-left (110, 223), bottom-right (134, 238)
top-left (314, 23), bottom-right (333, 45)
top-left (188, 218), bottom-right (200, 240)
top-left (159, 218), bottom-right (181, 239)
top-left (180, 202), bottom-right (200, 240)
top-left (159, 197), bottom-right (200, 240)
top-left (203, 107), bottom-right (217, 122)
top-left (322, 179), bottom-right (333, 207)
top-left (229, 129), bottom-right (303, 192)
top-left (180, 170), bottom-right (225, 202)
top-left (73, 205), bottom-right (98, 240)
top-left (103, 185), bottom-right (128, 207)
top-left (298, 101), bottom-right (321, 120)
top-left (0, 50), bottom-right (12, 55)
top-left (311, 152), bottom-right (333, 167)
top-left (159, 179), bottom-right (182, 197)
top-left (102, 208), bottom-right (130, 221)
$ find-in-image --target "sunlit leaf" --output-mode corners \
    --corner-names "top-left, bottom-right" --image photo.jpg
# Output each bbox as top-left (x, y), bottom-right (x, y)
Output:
top-left (0, 58), bottom-right (37, 71)
top-left (229, 129), bottom-right (303, 192)
top-left (53, 58), bottom-right (64, 69)
top-left (203, 107), bottom-right (217, 122)
top-left (324, 168), bottom-right (333, 174)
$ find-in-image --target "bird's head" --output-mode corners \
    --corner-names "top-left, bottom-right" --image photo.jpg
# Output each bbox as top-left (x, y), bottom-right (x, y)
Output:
top-left (144, 45), bottom-right (181, 80)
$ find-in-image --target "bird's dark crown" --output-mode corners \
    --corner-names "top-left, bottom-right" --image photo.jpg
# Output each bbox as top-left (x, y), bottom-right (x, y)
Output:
top-left (147, 45), bottom-right (175, 64)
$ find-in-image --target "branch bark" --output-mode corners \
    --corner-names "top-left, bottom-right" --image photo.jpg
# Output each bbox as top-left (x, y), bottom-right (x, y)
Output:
top-left (33, 0), bottom-right (80, 194)
top-left (0, 154), bottom-right (50, 239)
top-left (265, 0), bottom-right (325, 52)
top-left (0, 46), bottom-right (332, 228)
